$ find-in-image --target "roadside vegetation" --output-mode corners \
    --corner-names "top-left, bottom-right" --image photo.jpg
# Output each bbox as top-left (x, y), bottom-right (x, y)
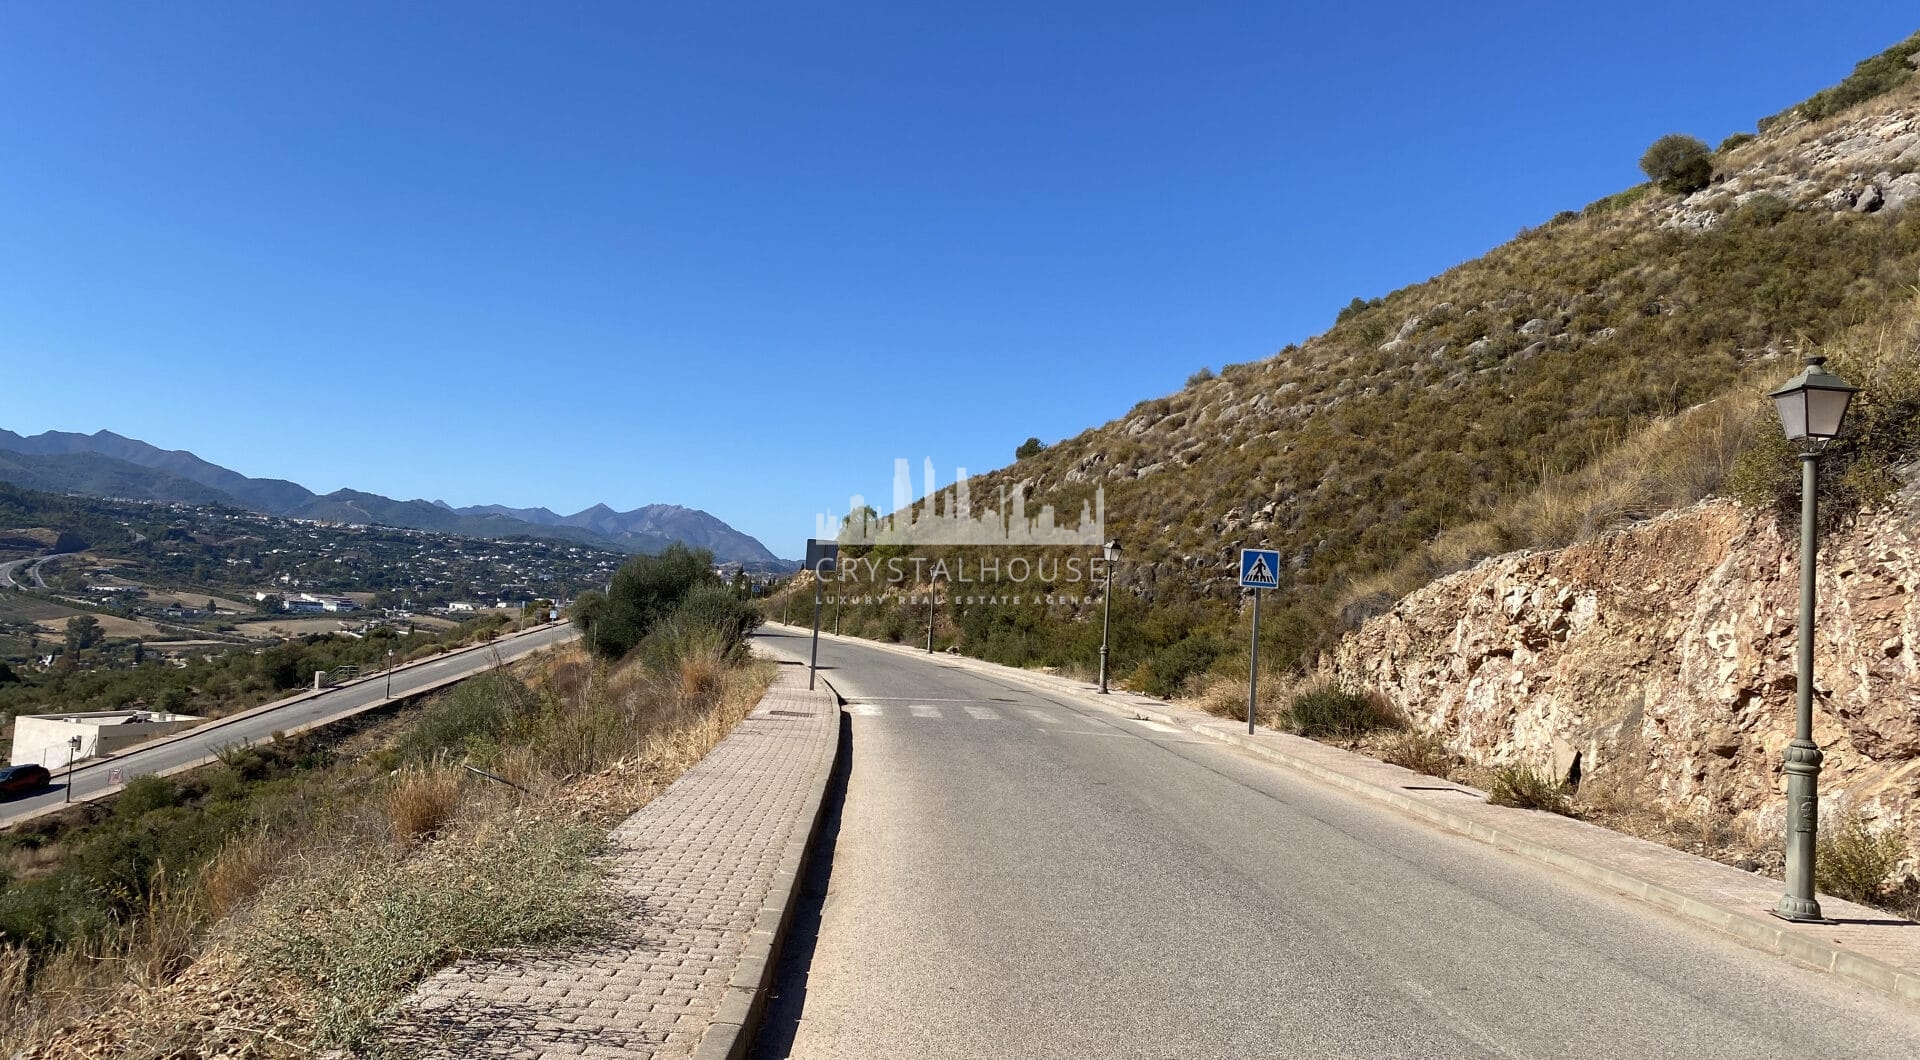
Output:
top-left (0, 611), bottom-right (518, 735)
top-left (0, 546), bottom-right (772, 1057)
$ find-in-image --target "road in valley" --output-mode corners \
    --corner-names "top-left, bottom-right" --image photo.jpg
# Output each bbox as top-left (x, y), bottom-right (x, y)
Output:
top-left (749, 627), bottom-right (1920, 1059)
top-left (1, 622), bottom-right (578, 826)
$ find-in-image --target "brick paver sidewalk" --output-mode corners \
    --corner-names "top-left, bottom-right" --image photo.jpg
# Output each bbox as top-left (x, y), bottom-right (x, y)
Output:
top-left (385, 667), bottom-right (839, 1058)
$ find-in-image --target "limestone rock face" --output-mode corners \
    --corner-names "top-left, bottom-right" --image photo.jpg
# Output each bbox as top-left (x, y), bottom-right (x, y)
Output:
top-left (1332, 496), bottom-right (1920, 846)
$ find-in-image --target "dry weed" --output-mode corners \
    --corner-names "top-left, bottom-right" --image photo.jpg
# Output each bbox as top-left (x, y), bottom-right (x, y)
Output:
top-left (385, 763), bottom-right (465, 850)
top-left (199, 831), bottom-right (291, 920)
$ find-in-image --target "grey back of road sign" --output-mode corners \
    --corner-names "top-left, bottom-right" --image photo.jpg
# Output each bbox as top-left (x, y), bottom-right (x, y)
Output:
top-left (1239, 548), bottom-right (1280, 589)
top-left (805, 539), bottom-right (839, 574)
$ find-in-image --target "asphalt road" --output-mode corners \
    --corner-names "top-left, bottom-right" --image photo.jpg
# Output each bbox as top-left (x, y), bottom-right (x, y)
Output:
top-left (750, 627), bottom-right (1920, 1059)
top-left (1, 622), bottom-right (578, 825)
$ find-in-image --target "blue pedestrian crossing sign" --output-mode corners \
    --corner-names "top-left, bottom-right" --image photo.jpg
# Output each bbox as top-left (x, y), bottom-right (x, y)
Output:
top-left (1239, 548), bottom-right (1281, 589)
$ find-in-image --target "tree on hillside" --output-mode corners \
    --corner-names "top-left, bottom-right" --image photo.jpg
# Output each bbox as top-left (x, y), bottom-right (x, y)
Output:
top-left (572, 544), bottom-right (718, 660)
top-left (1015, 437), bottom-right (1046, 461)
top-left (64, 614), bottom-right (103, 653)
top-left (1640, 134), bottom-right (1714, 194)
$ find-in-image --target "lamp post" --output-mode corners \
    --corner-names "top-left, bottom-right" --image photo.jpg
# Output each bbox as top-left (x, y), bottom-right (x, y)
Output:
top-left (1766, 355), bottom-right (1858, 923)
top-left (386, 648), bottom-right (396, 699)
top-left (65, 735), bottom-right (81, 804)
top-left (1098, 539), bottom-right (1120, 694)
top-left (925, 571), bottom-right (937, 654)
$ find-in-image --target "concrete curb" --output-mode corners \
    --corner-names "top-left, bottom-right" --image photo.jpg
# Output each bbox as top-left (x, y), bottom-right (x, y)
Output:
top-left (767, 623), bottom-right (1920, 1005)
top-left (693, 668), bottom-right (845, 1060)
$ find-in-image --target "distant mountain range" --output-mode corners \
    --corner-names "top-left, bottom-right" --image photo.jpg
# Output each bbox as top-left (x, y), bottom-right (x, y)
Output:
top-left (0, 429), bottom-right (788, 568)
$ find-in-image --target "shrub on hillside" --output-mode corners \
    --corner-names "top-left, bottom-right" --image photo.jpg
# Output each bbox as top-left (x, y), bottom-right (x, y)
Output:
top-left (116, 775), bottom-right (180, 819)
top-left (1640, 134), bottom-right (1714, 194)
top-left (669, 582), bottom-right (762, 655)
top-left (396, 674), bottom-right (532, 763)
top-left (1130, 634), bottom-right (1225, 699)
top-left (1816, 808), bottom-right (1910, 905)
top-left (571, 544), bottom-right (722, 661)
top-left (1379, 729), bottom-right (1457, 779)
top-left (1727, 342), bottom-right (1920, 531)
top-left (1284, 684), bottom-right (1400, 740)
top-left (1486, 763), bottom-right (1572, 815)
top-left (1763, 32), bottom-right (1920, 127)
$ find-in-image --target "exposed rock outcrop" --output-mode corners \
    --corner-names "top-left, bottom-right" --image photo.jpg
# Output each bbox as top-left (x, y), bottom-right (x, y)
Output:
top-left (1332, 491), bottom-right (1920, 847)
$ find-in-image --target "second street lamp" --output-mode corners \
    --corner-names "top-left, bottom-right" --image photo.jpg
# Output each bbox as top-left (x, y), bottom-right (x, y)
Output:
top-left (1766, 355), bottom-right (1859, 924)
top-left (1098, 539), bottom-right (1120, 694)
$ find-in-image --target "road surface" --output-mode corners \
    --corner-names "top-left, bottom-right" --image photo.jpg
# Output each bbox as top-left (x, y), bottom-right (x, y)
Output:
top-left (750, 627), bottom-right (1920, 1059)
top-left (1, 622), bottom-right (578, 825)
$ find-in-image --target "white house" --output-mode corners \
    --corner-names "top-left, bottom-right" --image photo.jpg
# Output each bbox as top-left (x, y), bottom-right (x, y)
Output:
top-left (10, 709), bottom-right (204, 768)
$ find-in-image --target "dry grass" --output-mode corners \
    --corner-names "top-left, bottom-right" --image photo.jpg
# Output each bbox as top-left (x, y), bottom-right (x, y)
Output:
top-left (1484, 762), bottom-right (1574, 815)
top-left (234, 809), bottom-right (610, 1052)
top-left (385, 763), bottom-right (466, 850)
top-left (1375, 728), bottom-right (1458, 780)
top-left (1334, 376), bottom-right (1777, 626)
top-left (198, 831), bottom-right (294, 920)
top-left (0, 635), bottom-right (778, 1058)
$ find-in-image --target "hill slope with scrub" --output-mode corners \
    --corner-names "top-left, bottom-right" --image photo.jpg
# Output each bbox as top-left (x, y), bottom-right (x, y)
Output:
top-left (797, 30), bottom-right (1920, 698)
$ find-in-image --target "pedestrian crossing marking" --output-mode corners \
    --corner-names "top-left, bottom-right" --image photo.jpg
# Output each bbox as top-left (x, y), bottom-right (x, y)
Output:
top-left (1025, 709), bottom-right (1059, 724)
top-left (962, 706), bottom-right (1002, 721)
top-left (909, 704), bottom-right (942, 718)
top-left (846, 703), bottom-right (882, 716)
top-left (1132, 719), bottom-right (1178, 733)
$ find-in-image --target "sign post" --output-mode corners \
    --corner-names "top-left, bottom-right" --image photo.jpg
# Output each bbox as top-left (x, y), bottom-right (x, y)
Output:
top-left (804, 539), bottom-right (839, 690)
top-left (1239, 548), bottom-right (1281, 735)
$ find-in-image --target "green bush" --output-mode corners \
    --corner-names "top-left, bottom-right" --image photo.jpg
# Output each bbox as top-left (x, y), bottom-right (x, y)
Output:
top-left (1486, 763), bottom-right (1572, 814)
top-left (1764, 32), bottom-right (1920, 127)
top-left (1132, 635), bottom-right (1225, 699)
top-left (670, 583), bottom-right (761, 655)
top-left (1816, 809), bottom-right (1909, 905)
top-left (1727, 349), bottom-right (1920, 530)
top-left (1640, 134), bottom-right (1714, 194)
top-left (116, 774), bottom-right (180, 818)
top-left (395, 674), bottom-right (530, 763)
top-left (1015, 437), bottom-right (1046, 461)
top-left (571, 545), bottom-right (722, 661)
top-left (1727, 193), bottom-right (1791, 228)
top-left (1717, 132), bottom-right (1756, 152)
top-left (1284, 685), bottom-right (1399, 740)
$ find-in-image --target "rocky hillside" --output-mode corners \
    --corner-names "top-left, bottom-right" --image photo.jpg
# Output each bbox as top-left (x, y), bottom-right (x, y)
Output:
top-left (971, 32), bottom-right (1920, 621)
top-left (1329, 475), bottom-right (1920, 852)
top-left (802, 31), bottom-right (1920, 705)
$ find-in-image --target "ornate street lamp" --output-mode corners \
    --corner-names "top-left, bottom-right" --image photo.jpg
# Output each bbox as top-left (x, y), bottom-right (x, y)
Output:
top-left (1767, 356), bottom-right (1858, 923)
top-left (1098, 540), bottom-right (1120, 694)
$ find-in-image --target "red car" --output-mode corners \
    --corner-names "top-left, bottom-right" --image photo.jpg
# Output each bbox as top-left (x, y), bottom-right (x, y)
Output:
top-left (0, 764), bottom-right (52, 798)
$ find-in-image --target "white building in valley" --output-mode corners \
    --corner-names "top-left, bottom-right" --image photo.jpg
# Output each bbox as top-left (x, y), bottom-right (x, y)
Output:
top-left (10, 710), bottom-right (204, 768)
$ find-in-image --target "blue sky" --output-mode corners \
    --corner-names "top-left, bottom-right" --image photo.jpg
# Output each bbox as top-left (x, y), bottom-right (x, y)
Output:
top-left (2, 3), bottom-right (1914, 559)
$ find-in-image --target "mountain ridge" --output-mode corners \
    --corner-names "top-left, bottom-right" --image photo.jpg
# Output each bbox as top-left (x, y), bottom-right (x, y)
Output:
top-left (0, 429), bottom-right (788, 567)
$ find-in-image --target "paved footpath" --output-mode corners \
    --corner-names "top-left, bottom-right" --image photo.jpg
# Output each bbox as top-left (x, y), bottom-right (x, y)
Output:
top-left (386, 665), bottom-right (840, 1058)
top-left (769, 622), bottom-right (1920, 1005)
